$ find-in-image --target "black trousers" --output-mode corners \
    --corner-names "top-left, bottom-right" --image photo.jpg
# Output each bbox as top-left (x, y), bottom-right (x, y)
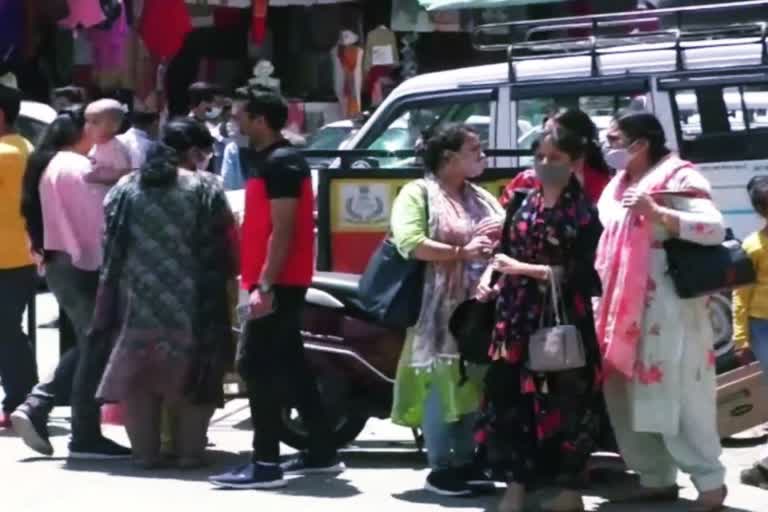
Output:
top-left (41, 253), bottom-right (105, 442)
top-left (237, 286), bottom-right (333, 463)
top-left (0, 266), bottom-right (39, 414)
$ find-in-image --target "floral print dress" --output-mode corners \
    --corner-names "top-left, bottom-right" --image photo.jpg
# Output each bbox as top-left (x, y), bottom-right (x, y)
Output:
top-left (476, 177), bottom-right (604, 487)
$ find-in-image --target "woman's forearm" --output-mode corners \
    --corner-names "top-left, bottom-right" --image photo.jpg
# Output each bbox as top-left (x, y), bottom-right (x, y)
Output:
top-left (412, 239), bottom-right (466, 262)
top-left (514, 262), bottom-right (552, 281)
top-left (651, 206), bottom-right (681, 237)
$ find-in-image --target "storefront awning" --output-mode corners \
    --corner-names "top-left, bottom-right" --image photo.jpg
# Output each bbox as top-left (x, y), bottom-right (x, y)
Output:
top-left (419, 0), bottom-right (565, 11)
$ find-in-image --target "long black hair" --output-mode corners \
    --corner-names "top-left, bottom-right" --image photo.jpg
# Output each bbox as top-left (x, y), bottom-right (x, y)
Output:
top-left (553, 109), bottom-right (611, 174)
top-left (21, 105), bottom-right (87, 253)
top-left (616, 111), bottom-right (670, 167)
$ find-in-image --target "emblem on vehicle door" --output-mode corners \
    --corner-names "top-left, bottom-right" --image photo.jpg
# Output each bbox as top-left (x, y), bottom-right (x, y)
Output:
top-left (343, 184), bottom-right (386, 224)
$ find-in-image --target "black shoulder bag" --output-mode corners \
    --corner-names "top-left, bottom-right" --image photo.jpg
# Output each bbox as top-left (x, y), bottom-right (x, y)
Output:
top-left (664, 229), bottom-right (756, 298)
top-left (358, 181), bottom-right (428, 329)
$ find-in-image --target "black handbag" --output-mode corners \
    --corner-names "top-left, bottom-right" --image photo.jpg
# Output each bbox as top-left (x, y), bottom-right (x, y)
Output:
top-left (358, 182), bottom-right (428, 329)
top-left (450, 189), bottom-right (534, 367)
top-left (664, 232), bottom-right (756, 299)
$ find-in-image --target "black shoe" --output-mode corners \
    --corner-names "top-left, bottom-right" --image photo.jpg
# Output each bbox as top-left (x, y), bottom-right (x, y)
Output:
top-left (209, 463), bottom-right (286, 490)
top-left (280, 452), bottom-right (346, 475)
top-left (10, 405), bottom-right (53, 456)
top-left (741, 463), bottom-right (768, 490)
top-left (68, 437), bottom-right (131, 460)
top-left (424, 469), bottom-right (473, 497)
top-left (457, 464), bottom-right (497, 494)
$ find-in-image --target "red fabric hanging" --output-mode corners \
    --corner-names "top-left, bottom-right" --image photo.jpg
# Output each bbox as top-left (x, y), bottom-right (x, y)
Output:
top-left (139, 0), bottom-right (192, 60)
top-left (251, 0), bottom-right (268, 44)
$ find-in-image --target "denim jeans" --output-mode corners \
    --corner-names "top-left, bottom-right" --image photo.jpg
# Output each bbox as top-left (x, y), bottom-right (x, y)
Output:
top-left (422, 384), bottom-right (476, 471)
top-left (42, 253), bottom-right (104, 442)
top-left (0, 266), bottom-right (39, 414)
top-left (27, 346), bottom-right (78, 411)
top-left (749, 317), bottom-right (768, 467)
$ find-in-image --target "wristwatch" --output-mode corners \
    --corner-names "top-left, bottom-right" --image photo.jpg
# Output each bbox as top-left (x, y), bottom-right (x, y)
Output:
top-left (259, 282), bottom-right (273, 294)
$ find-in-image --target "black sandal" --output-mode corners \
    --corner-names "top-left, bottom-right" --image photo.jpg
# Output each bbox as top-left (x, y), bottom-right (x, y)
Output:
top-left (741, 463), bottom-right (768, 489)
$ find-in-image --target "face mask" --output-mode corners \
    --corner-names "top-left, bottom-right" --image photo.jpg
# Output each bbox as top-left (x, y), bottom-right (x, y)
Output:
top-left (226, 120), bottom-right (240, 138)
top-left (603, 147), bottom-right (630, 171)
top-left (534, 162), bottom-right (571, 186)
top-left (206, 107), bottom-right (222, 120)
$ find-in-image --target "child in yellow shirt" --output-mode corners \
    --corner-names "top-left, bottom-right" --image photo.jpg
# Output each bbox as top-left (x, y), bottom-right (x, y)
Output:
top-left (733, 175), bottom-right (768, 489)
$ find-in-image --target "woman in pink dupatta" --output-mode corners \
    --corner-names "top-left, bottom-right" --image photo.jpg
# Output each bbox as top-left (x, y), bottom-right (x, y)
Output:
top-left (596, 113), bottom-right (727, 512)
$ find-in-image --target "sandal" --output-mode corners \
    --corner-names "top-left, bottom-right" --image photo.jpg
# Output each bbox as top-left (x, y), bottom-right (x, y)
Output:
top-left (690, 485), bottom-right (727, 512)
top-left (532, 490), bottom-right (585, 512)
top-left (741, 463), bottom-right (768, 490)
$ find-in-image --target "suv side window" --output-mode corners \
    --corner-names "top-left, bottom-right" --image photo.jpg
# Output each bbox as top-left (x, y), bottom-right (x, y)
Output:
top-left (673, 84), bottom-right (768, 162)
top-left (516, 93), bottom-right (647, 165)
top-left (360, 95), bottom-right (495, 168)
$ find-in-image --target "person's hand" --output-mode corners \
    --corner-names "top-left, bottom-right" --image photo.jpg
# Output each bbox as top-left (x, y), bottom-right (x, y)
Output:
top-left (622, 188), bottom-right (660, 220)
top-left (30, 250), bottom-right (45, 277)
top-left (249, 289), bottom-right (274, 318)
top-left (461, 235), bottom-right (493, 260)
top-left (475, 272), bottom-right (502, 303)
top-left (474, 217), bottom-right (503, 240)
top-left (491, 254), bottom-right (521, 275)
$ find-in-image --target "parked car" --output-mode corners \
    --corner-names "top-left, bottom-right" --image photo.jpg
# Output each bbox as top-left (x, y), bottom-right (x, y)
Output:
top-left (17, 101), bottom-right (56, 145)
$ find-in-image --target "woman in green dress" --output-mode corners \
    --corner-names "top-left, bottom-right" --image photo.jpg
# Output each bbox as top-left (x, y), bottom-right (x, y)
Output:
top-left (388, 123), bottom-right (503, 496)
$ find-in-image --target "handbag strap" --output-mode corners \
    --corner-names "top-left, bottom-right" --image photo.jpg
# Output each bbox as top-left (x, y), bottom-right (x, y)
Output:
top-left (539, 269), bottom-right (568, 327)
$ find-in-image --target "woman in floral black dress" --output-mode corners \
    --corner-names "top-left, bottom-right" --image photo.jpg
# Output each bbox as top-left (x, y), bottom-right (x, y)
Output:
top-left (476, 127), bottom-right (604, 512)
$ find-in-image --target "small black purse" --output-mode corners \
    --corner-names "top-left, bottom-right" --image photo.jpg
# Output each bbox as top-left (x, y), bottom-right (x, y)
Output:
top-left (664, 230), bottom-right (756, 299)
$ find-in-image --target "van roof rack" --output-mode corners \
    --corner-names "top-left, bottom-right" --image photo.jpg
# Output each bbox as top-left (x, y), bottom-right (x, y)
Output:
top-left (472, 0), bottom-right (768, 82)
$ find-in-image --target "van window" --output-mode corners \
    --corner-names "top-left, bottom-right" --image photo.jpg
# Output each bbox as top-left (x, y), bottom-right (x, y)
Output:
top-left (673, 84), bottom-right (768, 162)
top-left (516, 93), bottom-right (646, 165)
top-left (362, 97), bottom-right (493, 168)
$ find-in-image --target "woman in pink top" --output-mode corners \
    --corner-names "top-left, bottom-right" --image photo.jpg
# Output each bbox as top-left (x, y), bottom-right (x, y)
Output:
top-left (14, 106), bottom-right (130, 459)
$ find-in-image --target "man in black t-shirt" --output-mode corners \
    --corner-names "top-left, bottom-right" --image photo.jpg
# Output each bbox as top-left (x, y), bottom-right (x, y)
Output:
top-left (209, 89), bottom-right (343, 490)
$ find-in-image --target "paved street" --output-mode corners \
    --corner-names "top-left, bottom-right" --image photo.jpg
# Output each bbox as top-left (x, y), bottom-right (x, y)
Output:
top-left (3, 293), bottom-right (768, 512)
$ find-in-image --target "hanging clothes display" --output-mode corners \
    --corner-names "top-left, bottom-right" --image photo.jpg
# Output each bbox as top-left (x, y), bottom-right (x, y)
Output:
top-left (139, 0), bottom-right (192, 60)
top-left (251, 0), bottom-right (268, 44)
top-left (58, 0), bottom-right (107, 29)
top-left (0, 0), bottom-right (24, 64)
top-left (87, 1), bottom-right (132, 90)
top-left (391, 0), bottom-right (460, 32)
top-left (363, 26), bottom-right (398, 71)
top-left (332, 30), bottom-right (363, 118)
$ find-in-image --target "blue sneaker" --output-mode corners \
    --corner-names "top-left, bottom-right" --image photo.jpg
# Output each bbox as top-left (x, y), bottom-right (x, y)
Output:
top-left (280, 452), bottom-right (346, 475)
top-left (208, 463), bottom-right (286, 490)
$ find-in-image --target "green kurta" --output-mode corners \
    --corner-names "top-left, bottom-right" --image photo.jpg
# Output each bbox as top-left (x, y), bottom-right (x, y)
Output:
top-left (388, 179), bottom-right (502, 427)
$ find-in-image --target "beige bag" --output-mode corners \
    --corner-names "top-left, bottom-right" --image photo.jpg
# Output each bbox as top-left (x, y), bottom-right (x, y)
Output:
top-left (527, 270), bottom-right (586, 372)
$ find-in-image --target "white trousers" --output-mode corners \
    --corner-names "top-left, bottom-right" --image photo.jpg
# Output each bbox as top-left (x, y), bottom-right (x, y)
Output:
top-left (604, 372), bottom-right (726, 492)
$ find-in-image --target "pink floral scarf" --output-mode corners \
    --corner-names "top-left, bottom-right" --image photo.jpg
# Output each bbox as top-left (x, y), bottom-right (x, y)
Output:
top-left (594, 155), bottom-right (708, 378)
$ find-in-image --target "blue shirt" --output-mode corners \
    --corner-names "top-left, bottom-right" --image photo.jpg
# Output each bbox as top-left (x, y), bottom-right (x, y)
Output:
top-left (221, 142), bottom-right (245, 191)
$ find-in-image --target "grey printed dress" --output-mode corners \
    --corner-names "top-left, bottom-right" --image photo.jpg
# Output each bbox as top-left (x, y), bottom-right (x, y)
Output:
top-left (94, 143), bottom-right (239, 405)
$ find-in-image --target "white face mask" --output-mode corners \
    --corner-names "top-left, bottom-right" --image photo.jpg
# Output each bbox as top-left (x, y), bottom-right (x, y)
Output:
top-left (226, 120), bottom-right (240, 138)
top-left (603, 147), bottom-right (630, 171)
top-left (206, 107), bottom-right (222, 121)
